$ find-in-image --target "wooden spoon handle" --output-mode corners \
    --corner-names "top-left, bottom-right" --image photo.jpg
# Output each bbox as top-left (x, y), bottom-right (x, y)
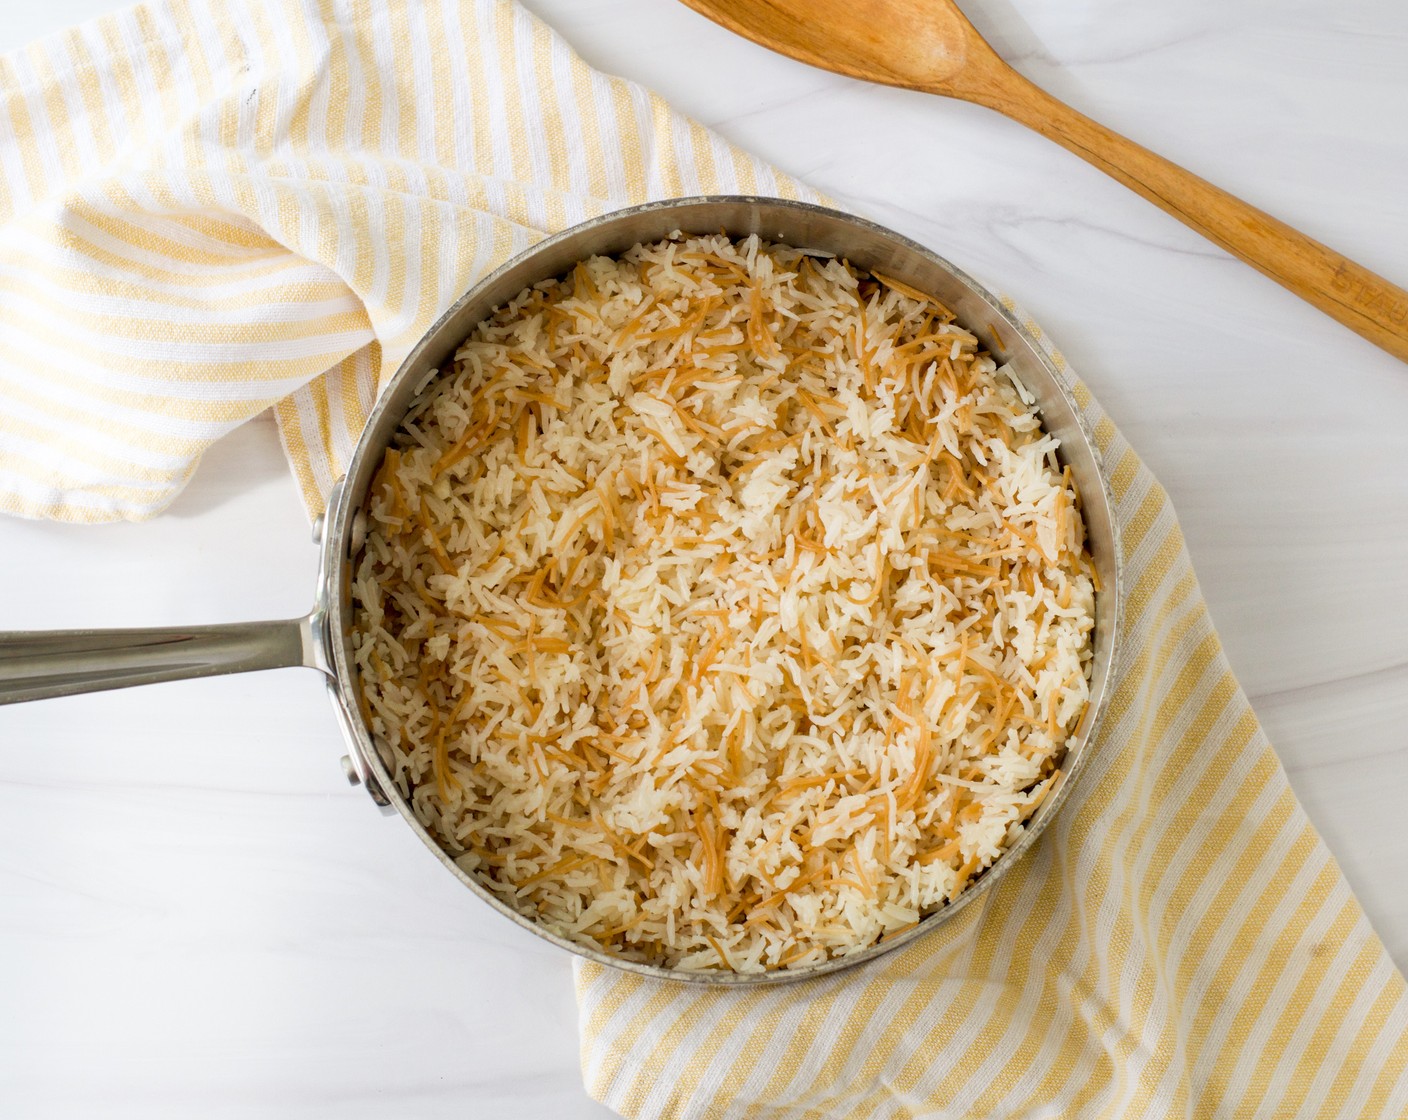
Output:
top-left (975, 72), bottom-right (1408, 361)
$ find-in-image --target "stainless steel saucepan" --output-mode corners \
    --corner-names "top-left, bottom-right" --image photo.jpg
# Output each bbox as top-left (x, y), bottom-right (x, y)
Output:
top-left (0, 197), bottom-right (1123, 984)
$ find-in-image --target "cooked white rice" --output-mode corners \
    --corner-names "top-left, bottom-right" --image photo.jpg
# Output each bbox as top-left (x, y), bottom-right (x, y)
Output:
top-left (350, 233), bottom-right (1095, 972)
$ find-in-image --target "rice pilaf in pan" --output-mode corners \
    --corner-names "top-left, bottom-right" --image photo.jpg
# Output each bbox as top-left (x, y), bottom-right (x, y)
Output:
top-left (350, 233), bottom-right (1096, 972)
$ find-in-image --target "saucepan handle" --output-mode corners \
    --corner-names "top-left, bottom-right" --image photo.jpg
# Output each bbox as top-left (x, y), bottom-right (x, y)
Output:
top-left (0, 616), bottom-right (322, 705)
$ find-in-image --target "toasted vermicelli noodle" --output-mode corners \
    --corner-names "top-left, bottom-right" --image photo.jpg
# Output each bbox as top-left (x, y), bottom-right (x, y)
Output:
top-left (350, 233), bottom-right (1095, 972)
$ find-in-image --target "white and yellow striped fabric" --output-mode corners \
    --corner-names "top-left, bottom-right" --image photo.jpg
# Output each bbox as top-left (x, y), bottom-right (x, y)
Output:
top-left (0, 0), bottom-right (814, 522)
top-left (2, 1), bottom-right (1406, 1116)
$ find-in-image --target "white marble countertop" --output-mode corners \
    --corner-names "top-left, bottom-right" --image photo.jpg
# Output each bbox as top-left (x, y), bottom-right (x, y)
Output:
top-left (2, 1), bottom-right (1405, 1116)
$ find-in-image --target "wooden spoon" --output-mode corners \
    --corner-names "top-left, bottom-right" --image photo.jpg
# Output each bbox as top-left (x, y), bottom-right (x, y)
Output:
top-left (679, 0), bottom-right (1408, 363)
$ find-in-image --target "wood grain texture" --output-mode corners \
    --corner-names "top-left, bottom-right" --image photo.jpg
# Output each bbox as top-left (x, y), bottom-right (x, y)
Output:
top-left (681, 0), bottom-right (1408, 362)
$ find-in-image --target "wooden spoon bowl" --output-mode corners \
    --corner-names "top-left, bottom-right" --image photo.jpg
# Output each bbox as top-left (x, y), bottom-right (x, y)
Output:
top-left (681, 0), bottom-right (1408, 363)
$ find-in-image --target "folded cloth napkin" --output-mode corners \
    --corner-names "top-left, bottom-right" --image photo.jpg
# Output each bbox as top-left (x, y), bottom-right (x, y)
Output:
top-left (3, 1), bottom-right (1406, 1117)
top-left (0, 0), bottom-right (815, 521)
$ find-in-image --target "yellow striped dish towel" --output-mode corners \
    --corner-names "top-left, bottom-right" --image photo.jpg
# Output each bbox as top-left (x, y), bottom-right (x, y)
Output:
top-left (0, 0), bottom-right (814, 521)
top-left (2, 1), bottom-right (1405, 1117)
